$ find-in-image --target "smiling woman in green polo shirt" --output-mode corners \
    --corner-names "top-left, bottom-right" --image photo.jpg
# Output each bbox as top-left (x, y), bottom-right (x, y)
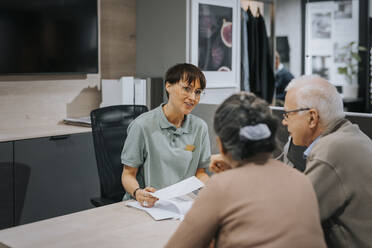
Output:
top-left (121, 63), bottom-right (211, 208)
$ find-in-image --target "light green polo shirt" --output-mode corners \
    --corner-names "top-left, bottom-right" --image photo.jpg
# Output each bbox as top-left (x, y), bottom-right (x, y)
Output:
top-left (121, 104), bottom-right (211, 200)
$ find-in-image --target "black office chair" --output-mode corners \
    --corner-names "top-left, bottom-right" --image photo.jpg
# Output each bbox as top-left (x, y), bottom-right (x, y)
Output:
top-left (90, 105), bottom-right (148, 207)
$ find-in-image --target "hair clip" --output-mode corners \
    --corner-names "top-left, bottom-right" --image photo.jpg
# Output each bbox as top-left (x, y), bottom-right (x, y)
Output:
top-left (239, 123), bottom-right (271, 141)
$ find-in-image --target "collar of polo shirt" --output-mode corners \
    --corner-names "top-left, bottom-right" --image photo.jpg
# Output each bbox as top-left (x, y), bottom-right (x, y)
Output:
top-left (158, 103), bottom-right (192, 134)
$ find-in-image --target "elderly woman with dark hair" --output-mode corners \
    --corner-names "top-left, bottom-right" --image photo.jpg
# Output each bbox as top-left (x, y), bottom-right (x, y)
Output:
top-left (165, 92), bottom-right (326, 248)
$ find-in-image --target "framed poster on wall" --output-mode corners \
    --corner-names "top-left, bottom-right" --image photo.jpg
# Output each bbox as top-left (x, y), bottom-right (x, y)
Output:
top-left (190, 0), bottom-right (240, 88)
top-left (304, 0), bottom-right (360, 89)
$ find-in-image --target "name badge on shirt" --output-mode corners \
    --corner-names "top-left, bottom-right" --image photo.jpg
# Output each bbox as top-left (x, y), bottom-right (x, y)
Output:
top-left (185, 144), bottom-right (195, 152)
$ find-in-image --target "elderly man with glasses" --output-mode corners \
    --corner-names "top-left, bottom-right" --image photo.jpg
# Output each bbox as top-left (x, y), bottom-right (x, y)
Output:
top-left (282, 75), bottom-right (372, 248)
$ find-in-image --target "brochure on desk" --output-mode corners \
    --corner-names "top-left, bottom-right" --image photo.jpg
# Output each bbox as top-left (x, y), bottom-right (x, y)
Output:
top-left (125, 176), bottom-right (204, 221)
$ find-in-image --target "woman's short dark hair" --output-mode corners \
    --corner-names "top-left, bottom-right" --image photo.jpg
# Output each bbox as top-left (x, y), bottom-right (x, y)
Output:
top-left (214, 92), bottom-right (278, 163)
top-left (164, 63), bottom-right (206, 98)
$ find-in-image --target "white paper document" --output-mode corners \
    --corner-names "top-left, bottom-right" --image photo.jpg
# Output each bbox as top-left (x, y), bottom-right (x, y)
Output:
top-left (150, 176), bottom-right (204, 200)
top-left (63, 117), bottom-right (91, 127)
top-left (125, 176), bottom-right (204, 220)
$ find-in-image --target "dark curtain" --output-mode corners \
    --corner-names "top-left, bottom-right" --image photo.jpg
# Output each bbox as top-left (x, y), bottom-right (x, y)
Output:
top-left (247, 9), bottom-right (260, 94)
top-left (246, 8), bottom-right (275, 103)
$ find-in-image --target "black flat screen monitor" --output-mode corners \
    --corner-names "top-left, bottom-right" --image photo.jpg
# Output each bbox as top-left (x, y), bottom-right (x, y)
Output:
top-left (0, 0), bottom-right (98, 74)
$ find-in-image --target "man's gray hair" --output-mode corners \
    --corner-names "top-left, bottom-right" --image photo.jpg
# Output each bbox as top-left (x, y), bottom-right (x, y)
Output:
top-left (285, 75), bottom-right (345, 127)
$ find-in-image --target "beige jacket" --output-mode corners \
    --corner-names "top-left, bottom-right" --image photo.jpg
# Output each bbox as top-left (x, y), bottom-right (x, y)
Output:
top-left (305, 119), bottom-right (372, 248)
top-left (165, 159), bottom-right (326, 248)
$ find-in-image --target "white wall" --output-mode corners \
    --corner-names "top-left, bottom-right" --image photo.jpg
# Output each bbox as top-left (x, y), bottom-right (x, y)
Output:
top-left (275, 0), bottom-right (302, 77)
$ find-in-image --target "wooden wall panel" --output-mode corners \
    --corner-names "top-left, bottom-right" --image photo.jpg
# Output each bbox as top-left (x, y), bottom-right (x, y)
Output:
top-left (0, 75), bottom-right (101, 129)
top-left (101, 0), bottom-right (136, 79)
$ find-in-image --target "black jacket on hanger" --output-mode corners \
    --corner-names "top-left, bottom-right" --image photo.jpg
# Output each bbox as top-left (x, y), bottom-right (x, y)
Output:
top-left (246, 8), bottom-right (260, 94)
top-left (257, 13), bottom-right (275, 103)
top-left (246, 8), bottom-right (275, 103)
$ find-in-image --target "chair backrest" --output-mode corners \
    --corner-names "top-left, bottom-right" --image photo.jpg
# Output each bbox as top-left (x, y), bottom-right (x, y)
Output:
top-left (90, 105), bottom-right (148, 202)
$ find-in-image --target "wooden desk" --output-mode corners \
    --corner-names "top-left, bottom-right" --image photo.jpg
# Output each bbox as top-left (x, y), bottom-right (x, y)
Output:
top-left (0, 202), bottom-right (180, 248)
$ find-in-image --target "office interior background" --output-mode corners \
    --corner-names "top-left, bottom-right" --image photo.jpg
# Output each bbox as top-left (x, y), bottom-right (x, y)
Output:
top-left (1, 0), bottom-right (372, 231)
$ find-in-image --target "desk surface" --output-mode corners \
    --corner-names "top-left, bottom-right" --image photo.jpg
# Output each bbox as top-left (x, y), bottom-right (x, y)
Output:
top-left (0, 123), bottom-right (91, 142)
top-left (0, 202), bottom-right (180, 248)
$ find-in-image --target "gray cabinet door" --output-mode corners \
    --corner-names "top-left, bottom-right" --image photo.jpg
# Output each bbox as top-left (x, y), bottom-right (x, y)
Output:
top-left (14, 132), bottom-right (100, 225)
top-left (0, 141), bottom-right (14, 229)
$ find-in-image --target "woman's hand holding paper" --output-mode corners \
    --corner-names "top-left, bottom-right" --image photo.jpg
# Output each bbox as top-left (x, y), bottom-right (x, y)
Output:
top-left (137, 187), bottom-right (158, 208)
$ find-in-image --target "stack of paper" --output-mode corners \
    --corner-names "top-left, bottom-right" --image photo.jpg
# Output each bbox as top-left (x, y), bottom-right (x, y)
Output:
top-left (63, 117), bottom-right (91, 127)
top-left (101, 77), bottom-right (148, 107)
top-left (134, 78), bottom-right (147, 106)
top-left (126, 176), bottom-right (204, 220)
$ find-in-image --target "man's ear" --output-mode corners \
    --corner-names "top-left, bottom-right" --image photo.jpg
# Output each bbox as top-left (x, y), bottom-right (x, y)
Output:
top-left (216, 137), bottom-right (227, 155)
top-left (308, 109), bottom-right (319, 129)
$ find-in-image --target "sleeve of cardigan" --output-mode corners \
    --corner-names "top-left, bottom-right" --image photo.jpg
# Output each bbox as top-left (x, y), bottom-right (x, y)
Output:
top-left (164, 178), bottom-right (222, 248)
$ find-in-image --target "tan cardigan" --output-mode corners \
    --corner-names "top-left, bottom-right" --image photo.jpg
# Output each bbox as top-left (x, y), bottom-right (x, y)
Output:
top-left (306, 119), bottom-right (372, 248)
top-left (165, 159), bottom-right (326, 248)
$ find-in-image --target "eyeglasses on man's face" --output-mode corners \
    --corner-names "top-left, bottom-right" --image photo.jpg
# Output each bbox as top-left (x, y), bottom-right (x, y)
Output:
top-left (180, 84), bottom-right (205, 98)
top-left (282, 108), bottom-right (311, 120)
